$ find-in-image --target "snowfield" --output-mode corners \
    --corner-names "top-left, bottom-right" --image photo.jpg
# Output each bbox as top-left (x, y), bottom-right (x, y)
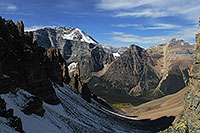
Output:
top-left (0, 84), bottom-right (148, 133)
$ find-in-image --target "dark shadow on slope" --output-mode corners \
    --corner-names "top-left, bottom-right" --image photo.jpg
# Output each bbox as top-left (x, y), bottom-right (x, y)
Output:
top-left (104, 107), bottom-right (175, 132)
top-left (139, 116), bottom-right (175, 132)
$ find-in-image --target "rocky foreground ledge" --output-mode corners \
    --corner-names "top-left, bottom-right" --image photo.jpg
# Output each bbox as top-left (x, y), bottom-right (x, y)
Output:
top-left (161, 29), bottom-right (200, 133)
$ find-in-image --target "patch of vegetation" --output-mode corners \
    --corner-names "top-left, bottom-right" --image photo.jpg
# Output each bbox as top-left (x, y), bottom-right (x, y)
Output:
top-left (160, 119), bottom-right (188, 133)
top-left (112, 103), bottom-right (133, 109)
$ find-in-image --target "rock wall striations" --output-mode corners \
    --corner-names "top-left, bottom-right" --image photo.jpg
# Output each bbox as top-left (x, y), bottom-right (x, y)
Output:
top-left (161, 28), bottom-right (200, 133)
top-left (183, 32), bottom-right (200, 132)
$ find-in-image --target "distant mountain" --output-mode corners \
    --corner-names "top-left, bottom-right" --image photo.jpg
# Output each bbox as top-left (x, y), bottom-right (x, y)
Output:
top-left (32, 27), bottom-right (114, 81)
top-left (33, 27), bottom-right (98, 46)
top-left (32, 26), bottom-right (194, 106)
top-left (99, 44), bottom-right (128, 58)
top-left (88, 45), bottom-right (161, 105)
top-left (147, 38), bottom-right (194, 75)
top-left (88, 39), bottom-right (194, 105)
top-left (147, 38), bottom-right (194, 97)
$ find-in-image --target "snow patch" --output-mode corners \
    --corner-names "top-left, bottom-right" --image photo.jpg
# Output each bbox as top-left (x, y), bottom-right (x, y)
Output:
top-left (113, 52), bottom-right (120, 59)
top-left (1, 90), bottom-right (72, 133)
top-left (2, 75), bottom-right (10, 79)
top-left (0, 85), bottom-right (144, 132)
top-left (68, 62), bottom-right (78, 76)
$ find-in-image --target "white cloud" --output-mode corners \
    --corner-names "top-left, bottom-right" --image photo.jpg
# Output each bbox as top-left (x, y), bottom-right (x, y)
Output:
top-left (0, 12), bottom-right (31, 16)
top-left (97, 0), bottom-right (158, 10)
top-left (142, 23), bottom-right (181, 30)
top-left (24, 25), bottom-right (56, 32)
top-left (7, 5), bottom-right (17, 10)
top-left (111, 26), bottom-right (198, 45)
top-left (114, 9), bottom-right (171, 18)
top-left (112, 23), bottom-right (140, 28)
top-left (97, 0), bottom-right (200, 22)
top-left (0, 3), bottom-right (18, 11)
top-left (111, 32), bottom-right (170, 44)
top-left (112, 23), bottom-right (181, 30)
top-left (112, 32), bottom-right (125, 35)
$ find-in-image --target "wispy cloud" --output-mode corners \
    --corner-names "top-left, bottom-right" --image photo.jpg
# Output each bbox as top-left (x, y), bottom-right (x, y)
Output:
top-left (0, 3), bottom-right (18, 11)
top-left (0, 12), bottom-right (31, 16)
top-left (111, 26), bottom-right (198, 45)
top-left (97, 0), bottom-right (157, 10)
top-left (24, 25), bottom-right (56, 32)
top-left (112, 23), bottom-right (181, 30)
top-left (114, 9), bottom-right (171, 18)
top-left (111, 32), bottom-right (170, 44)
top-left (142, 23), bottom-right (181, 30)
top-left (97, 0), bottom-right (200, 22)
top-left (112, 23), bottom-right (140, 28)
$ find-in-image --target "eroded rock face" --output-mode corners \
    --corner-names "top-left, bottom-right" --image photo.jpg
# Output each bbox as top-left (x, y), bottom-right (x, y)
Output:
top-left (88, 45), bottom-right (160, 101)
top-left (163, 30), bottom-right (200, 133)
top-left (104, 45), bottom-right (160, 95)
top-left (147, 38), bottom-right (194, 85)
top-left (69, 63), bottom-right (91, 102)
top-left (33, 28), bottom-right (114, 81)
top-left (79, 45), bottom-right (114, 80)
top-left (16, 21), bottom-right (24, 37)
top-left (0, 17), bottom-right (71, 105)
top-left (153, 66), bottom-right (186, 97)
top-left (45, 47), bottom-right (70, 85)
top-left (182, 32), bottom-right (200, 132)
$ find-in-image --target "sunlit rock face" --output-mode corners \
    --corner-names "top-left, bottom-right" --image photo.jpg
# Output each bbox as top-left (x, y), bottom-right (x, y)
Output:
top-left (183, 32), bottom-right (200, 132)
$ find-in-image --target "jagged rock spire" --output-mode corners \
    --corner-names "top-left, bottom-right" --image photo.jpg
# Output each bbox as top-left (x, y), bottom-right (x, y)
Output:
top-left (16, 21), bottom-right (24, 36)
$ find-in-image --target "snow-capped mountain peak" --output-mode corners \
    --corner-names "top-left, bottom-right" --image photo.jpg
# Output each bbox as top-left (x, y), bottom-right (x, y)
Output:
top-left (56, 27), bottom-right (98, 44)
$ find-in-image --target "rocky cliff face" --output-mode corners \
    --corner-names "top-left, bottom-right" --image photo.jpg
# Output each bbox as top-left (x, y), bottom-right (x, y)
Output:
top-left (147, 38), bottom-right (194, 75)
top-left (0, 18), bottom-right (74, 105)
top-left (103, 45), bottom-right (160, 95)
top-left (0, 17), bottom-right (92, 132)
top-left (33, 28), bottom-right (114, 81)
top-left (161, 29), bottom-right (200, 133)
top-left (88, 45), bottom-right (161, 105)
top-left (147, 39), bottom-right (194, 97)
top-left (88, 40), bottom-right (194, 105)
top-left (182, 32), bottom-right (200, 132)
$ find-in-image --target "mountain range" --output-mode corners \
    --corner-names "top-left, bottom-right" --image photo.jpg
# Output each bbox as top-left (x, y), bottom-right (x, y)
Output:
top-left (31, 26), bottom-right (194, 106)
top-left (1, 16), bottom-right (199, 132)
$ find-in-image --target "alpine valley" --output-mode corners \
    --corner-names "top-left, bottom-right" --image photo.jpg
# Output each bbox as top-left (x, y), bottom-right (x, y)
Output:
top-left (32, 26), bottom-right (194, 106)
top-left (0, 15), bottom-right (199, 133)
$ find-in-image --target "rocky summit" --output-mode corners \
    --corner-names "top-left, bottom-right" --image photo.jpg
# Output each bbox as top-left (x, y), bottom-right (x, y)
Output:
top-left (88, 40), bottom-right (194, 105)
top-left (33, 27), bottom-right (114, 81)
top-left (88, 44), bottom-right (160, 104)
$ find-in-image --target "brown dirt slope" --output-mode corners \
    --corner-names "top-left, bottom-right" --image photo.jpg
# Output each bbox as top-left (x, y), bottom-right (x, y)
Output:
top-left (123, 87), bottom-right (188, 122)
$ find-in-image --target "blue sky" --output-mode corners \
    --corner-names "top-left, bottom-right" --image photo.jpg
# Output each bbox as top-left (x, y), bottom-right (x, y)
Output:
top-left (0, 0), bottom-right (199, 48)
